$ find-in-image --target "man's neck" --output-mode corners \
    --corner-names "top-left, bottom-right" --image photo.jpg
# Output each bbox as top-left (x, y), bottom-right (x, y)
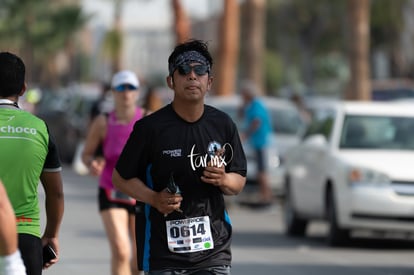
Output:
top-left (0, 96), bottom-right (19, 108)
top-left (172, 100), bottom-right (204, 123)
top-left (0, 96), bottom-right (18, 102)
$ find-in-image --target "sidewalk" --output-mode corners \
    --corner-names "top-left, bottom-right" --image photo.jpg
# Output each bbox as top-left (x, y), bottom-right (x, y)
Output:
top-left (40, 165), bottom-right (111, 275)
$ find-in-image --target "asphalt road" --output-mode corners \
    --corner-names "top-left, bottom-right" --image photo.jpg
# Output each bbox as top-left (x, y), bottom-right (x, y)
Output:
top-left (40, 165), bottom-right (414, 275)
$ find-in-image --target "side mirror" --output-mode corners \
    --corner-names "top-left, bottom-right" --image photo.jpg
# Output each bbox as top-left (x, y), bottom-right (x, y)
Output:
top-left (304, 134), bottom-right (327, 147)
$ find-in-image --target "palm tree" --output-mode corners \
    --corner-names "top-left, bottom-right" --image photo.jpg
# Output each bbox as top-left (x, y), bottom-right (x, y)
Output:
top-left (214, 0), bottom-right (240, 96)
top-left (0, 0), bottom-right (88, 86)
top-left (101, 0), bottom-right (124, 75)
top-left (243, 0), bottom-right (266, 95)
top-left (346, 0), bottom-right (371, 100)
top-left (171, 0), bottom-right (191, 44)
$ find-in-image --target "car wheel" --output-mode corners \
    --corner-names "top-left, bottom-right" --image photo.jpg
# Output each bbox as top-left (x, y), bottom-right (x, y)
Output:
top-left (283, 182), bottom-right (307, 236)
top-left (326, 189), bottom-right (350, 246)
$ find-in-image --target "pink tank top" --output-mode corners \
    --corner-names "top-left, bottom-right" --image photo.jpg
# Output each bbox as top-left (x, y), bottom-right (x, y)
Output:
top-left (99, 108), bottom-right (143, 189)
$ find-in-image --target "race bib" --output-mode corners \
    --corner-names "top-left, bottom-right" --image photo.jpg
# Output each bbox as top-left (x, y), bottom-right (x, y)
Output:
top-left (166, 216), bottom-right (214, 253)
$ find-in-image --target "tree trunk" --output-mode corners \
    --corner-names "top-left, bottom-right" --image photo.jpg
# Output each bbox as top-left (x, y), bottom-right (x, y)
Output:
top-left (347, 0), bottom-right (371, 100)
top-left (243, 0), bottom-right (266, 95)
top-left (172, 0), bottom-right (191, 44)
top-left (214, 0), bottom-right (240, 96)
top-left (112, 0), bottom-right (123, 73)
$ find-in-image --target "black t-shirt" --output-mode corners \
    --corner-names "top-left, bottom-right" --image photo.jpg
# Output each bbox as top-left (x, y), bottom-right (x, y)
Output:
top-left (115, 103), bottom-right (247, 271)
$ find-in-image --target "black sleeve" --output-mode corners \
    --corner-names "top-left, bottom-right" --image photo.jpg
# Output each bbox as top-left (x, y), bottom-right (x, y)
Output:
top-left (43, 124), bottom-right (62, 170)
top-left (226, 118), bottom-right (247, 177)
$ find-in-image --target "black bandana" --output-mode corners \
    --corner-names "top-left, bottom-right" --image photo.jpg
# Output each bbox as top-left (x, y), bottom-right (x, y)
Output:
top-left (168, 50), bottom-right (210, 76)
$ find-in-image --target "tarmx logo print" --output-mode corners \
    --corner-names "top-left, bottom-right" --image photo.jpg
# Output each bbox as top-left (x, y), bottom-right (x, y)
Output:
top-left (187, 141), bottom-right (234, 171)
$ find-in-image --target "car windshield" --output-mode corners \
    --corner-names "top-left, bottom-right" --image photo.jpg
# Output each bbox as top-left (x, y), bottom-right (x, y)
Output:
top-left (216, 105), bottom-right (303, 135)
top-left (340, 115), bottom-right (414, 150)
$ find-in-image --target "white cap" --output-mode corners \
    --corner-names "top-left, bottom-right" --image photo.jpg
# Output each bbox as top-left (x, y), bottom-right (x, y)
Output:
top-left (111, 70), bottom-right (139, 89)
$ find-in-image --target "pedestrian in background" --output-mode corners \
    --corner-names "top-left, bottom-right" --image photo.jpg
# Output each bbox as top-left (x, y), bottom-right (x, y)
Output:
top-left (290, 93), bottom-right (311, 126)
top-left (112, 39), bottom-right (247, 274)
top-left (89, 82), bottom-right (113, 123)
top-left (0, 52), bottom-right (64, 275)
top-left (0, 180), bottom-right (27, 275)
top-left (72, 82), bottom-right (113, 175)
top-left (240, 80), bottom-right (273, 206)
top-left (141, 86), bottom-right (164, 113)
top-left (82, 70), bottom-right (147, 275)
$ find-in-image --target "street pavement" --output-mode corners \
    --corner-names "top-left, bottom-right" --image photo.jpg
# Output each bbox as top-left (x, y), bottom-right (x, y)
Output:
top-left (40, 165), bottom-right (282, 275)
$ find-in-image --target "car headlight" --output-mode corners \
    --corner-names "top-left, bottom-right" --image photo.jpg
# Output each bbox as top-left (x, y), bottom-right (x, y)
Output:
top-left (347, 166), bottom-right (390, 186)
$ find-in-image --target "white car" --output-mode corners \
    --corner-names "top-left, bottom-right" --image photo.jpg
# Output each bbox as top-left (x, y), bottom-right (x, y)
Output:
top-left (283, 100), bottom-right (414, 245)
top-left (206, 95), bottom-right (306, 196)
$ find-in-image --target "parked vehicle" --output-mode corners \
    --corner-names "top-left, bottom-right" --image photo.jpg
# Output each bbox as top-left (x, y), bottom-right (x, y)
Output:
top-left (36, 84), bottom-right (103, 163)
top-left (206, 95), bottom-right (306, 196)
top-left (283, 100), bottom-right (414, 246)
top-left (372, 78), bottom-right (414, 101)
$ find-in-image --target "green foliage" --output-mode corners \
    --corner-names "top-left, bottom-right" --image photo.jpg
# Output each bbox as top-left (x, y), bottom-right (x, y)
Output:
top-left (370, 0), bottom-right (406, 46)
top-left (264, 0), bottom-right (410, 92)
top-left (102, 29), bottom-right (123, 61)
top-left (264, 50), bottom-right (283, 96)
top-left (266, 0), bottom-right (346, 53)
top-left (264, 0), bottom-right (348, 93)
top-left (0, 1), bottom-right (88, 51)
top-left (0, 0), bottom-right (90, 83)
top-left (314, 53), bottom-right (349, 80)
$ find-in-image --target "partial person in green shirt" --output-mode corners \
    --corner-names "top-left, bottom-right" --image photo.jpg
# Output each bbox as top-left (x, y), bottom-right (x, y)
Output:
top-left (0, 52), bottom-right (64, 275)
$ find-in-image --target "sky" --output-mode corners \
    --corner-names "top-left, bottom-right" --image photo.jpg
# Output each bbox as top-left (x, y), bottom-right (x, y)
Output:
top-left (82, 0), bottom-right (222, 29)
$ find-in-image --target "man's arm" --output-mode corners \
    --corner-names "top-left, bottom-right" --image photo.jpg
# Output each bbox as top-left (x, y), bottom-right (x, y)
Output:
top-left (201, 165), bottom-right (246, 195)
top-left (0, 181), bottom-right (17, 256)
top-left (40, 171), bottom-right (64, 266)
top-left (112, 169), bottom-right (182, 215)
top-left (81, 115), bottom-right (106, 176)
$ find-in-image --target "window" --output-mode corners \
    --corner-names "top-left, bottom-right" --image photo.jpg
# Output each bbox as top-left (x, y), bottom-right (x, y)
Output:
top-left (340, 115), bottom-right (414, 150)
top-left (304, 108), bottom-right (335, 139)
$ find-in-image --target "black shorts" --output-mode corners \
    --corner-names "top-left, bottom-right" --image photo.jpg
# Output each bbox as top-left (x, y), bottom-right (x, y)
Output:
top-left (255, 148), bottom-right (266, 173)
top-left (18, 233), bottom-right (42, 275)
top-left (145, 265), bottom-right (231, 275)
top-left (98, 187), bottom-right (136, 214)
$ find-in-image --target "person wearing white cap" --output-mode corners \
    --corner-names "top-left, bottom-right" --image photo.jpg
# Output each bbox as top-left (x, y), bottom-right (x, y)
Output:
top-left (82, 69), bottom-right (148, 275)
top-left (111, 70), bottom-right (140, 90)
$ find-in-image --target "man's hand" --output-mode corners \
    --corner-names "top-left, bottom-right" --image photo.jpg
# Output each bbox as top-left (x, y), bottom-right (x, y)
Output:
top-left (201, 164), bottom-right (226, 187)
top-left (153, 190), bottom-right (183, 216)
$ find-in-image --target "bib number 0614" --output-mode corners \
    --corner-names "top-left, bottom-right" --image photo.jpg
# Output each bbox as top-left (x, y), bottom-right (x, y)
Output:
top-left (169, 224), bottom-right (206, 238)
top-left (166, 216), bottom-right (214, 253)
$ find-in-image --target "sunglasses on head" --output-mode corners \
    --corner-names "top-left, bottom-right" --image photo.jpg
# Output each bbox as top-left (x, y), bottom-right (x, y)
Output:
top-left (114, 84), bottom-right (137, 92)
top-left (177, 64), bottom-right (209, 76)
